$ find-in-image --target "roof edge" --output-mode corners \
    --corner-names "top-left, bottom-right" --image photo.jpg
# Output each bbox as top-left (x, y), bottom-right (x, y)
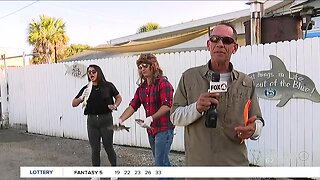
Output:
top-left (109, 0), bottom-right (293, 45)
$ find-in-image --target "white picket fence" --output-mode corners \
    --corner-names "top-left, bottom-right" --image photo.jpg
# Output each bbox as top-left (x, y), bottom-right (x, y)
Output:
top-left (2, 37), bottom-right (320, 167)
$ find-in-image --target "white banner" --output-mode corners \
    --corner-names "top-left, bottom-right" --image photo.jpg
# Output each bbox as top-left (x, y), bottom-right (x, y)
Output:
top-left (20, 166), bottom-right (320, 178)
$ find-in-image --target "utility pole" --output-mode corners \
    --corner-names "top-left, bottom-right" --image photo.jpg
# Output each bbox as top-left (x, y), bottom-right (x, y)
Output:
top-left (1, 54), bottom-right (7, 70)
top-left (247, 0), bottom-right (264, 45)
top-left (22, 52), bottom-right (26, 67)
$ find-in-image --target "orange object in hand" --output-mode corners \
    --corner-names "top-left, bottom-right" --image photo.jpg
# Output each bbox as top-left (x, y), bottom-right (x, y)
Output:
top-left (240, 99), bottom-right (251, 144)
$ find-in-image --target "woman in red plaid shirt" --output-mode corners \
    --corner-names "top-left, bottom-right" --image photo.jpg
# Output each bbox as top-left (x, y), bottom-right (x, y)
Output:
top-left (119, 54), bottom-right (175, 171)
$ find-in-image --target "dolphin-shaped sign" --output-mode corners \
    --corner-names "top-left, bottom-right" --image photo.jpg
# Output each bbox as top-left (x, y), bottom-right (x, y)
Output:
top-left (248, 55), bottom-right (320, 107)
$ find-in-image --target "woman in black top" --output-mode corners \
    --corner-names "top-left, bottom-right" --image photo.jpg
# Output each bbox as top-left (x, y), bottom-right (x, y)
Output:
top-left (72, 64), bottom-right (122, 167)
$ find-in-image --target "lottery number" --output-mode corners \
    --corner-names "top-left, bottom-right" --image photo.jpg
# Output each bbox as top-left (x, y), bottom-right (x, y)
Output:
top-left (145, 170), bottom-right (151, 175)
top-left (135, 170), bottom-right (141, 175)
top-left (155, 170), bottom-right (162, 175)
top-left (124, 170), bottom-right (130, 175)
top-left (114, 170), bottom-right (120, 175)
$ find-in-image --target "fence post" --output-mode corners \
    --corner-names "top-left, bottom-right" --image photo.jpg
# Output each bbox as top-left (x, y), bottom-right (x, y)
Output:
top-left (0, 54), bottom-right (9, 128)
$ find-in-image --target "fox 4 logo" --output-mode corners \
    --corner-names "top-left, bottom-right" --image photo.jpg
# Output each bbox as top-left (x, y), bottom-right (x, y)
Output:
top-left (208, 81), bottom-right (228, 93)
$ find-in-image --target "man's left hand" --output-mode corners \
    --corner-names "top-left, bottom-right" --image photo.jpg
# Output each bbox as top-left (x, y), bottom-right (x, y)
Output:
top-left (140, 117), bottom-right (153, 128)
top-left (234, 116), bottom-right (256, 140)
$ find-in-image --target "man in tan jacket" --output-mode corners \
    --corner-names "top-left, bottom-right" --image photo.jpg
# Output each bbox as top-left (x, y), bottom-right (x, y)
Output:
top-left (170, 23), bottom-right (264, 170)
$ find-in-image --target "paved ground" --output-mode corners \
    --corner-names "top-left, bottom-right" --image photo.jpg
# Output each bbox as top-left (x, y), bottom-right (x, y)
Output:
top-left (0, 128), bottom-right (185, 180)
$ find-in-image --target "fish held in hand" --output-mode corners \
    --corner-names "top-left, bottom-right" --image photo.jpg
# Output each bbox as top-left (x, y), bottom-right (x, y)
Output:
top-left (135, 119), bottom-right (144, 125)
top-left (111, 124), bottom-right (130, 132)
top-left (82, 81), bottom-right (93, 109)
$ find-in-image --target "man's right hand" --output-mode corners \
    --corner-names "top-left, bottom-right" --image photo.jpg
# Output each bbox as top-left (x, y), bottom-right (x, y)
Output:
top-left (196, 92), bottom-right (219, 113)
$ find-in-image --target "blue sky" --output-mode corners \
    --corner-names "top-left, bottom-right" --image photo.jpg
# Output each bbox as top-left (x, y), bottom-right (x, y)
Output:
top-left (0, 1), bottom-right (249, 55)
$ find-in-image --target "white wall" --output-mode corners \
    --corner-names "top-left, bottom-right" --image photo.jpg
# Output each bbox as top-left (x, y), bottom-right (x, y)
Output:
top-left (4, 37), bottom-right (320, 167)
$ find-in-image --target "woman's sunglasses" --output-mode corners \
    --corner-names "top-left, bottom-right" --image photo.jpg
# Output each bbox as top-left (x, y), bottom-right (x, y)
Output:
top-left (209, 35), bottom-right (235, 45)
top-left (87, 70), bottom-right (97, 75)
top-left (138, 63), bottom-right (150, 70)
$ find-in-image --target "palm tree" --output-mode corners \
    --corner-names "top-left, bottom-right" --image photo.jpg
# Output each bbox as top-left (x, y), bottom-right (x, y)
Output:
top-left (62, 44), bottom-right (91, 59)
top-left (137, 22), bottom-right (161, 33)
top-left (28, 15), bottom-right (69, 64)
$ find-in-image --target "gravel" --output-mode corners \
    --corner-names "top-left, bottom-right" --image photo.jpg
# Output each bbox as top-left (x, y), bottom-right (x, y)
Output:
top-left (0, 128), bottom-right (185, 180)
top-left (0, 128), bottom-right (300, 180)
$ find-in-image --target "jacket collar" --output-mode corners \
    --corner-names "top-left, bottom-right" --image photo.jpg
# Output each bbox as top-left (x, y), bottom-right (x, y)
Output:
top-left (200, 60), bottom-right (239, 81)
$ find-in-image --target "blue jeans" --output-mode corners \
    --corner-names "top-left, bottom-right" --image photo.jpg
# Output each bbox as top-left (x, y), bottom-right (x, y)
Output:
top-left (148, 129), bottom-right (174, 180)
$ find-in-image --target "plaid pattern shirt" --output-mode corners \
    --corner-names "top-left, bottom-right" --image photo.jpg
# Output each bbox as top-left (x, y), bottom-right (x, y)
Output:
top-left (130, 76), bottom-right (175, 135)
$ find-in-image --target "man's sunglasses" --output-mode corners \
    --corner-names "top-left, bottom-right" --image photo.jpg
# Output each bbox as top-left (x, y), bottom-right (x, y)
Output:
top-left (138, 63), bottom-right (150, 70)
top-left (209, 35), bottom-right (235, 45)
top-left (87, 70), bottom-right (97, 75)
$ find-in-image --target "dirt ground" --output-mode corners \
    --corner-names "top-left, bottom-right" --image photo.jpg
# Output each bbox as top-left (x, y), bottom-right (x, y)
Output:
top-left (0, 128), bottom-right (185, 180)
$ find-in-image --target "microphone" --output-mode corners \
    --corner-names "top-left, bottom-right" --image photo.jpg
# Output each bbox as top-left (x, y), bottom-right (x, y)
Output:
top-left (205, 73), bottom-right (220, 128)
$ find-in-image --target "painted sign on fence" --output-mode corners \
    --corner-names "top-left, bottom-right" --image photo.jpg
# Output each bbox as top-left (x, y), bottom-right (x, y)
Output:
top-left (64, 63), bottom-right (87, 78)
top-left (248, 55), bottom-right (320, 107)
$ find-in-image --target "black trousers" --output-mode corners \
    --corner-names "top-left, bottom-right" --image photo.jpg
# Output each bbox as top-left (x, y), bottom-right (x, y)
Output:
top-left (87, 113), bottom-right (116, 166)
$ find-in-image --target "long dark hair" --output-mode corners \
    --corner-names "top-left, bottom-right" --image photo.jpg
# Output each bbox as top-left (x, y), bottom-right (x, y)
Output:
top-left (136, 53), bottom-right (164, 86)
top-left (86, 64), bottom-right (107, 85)
top-left (86, 64), bottom-right (113, 99)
